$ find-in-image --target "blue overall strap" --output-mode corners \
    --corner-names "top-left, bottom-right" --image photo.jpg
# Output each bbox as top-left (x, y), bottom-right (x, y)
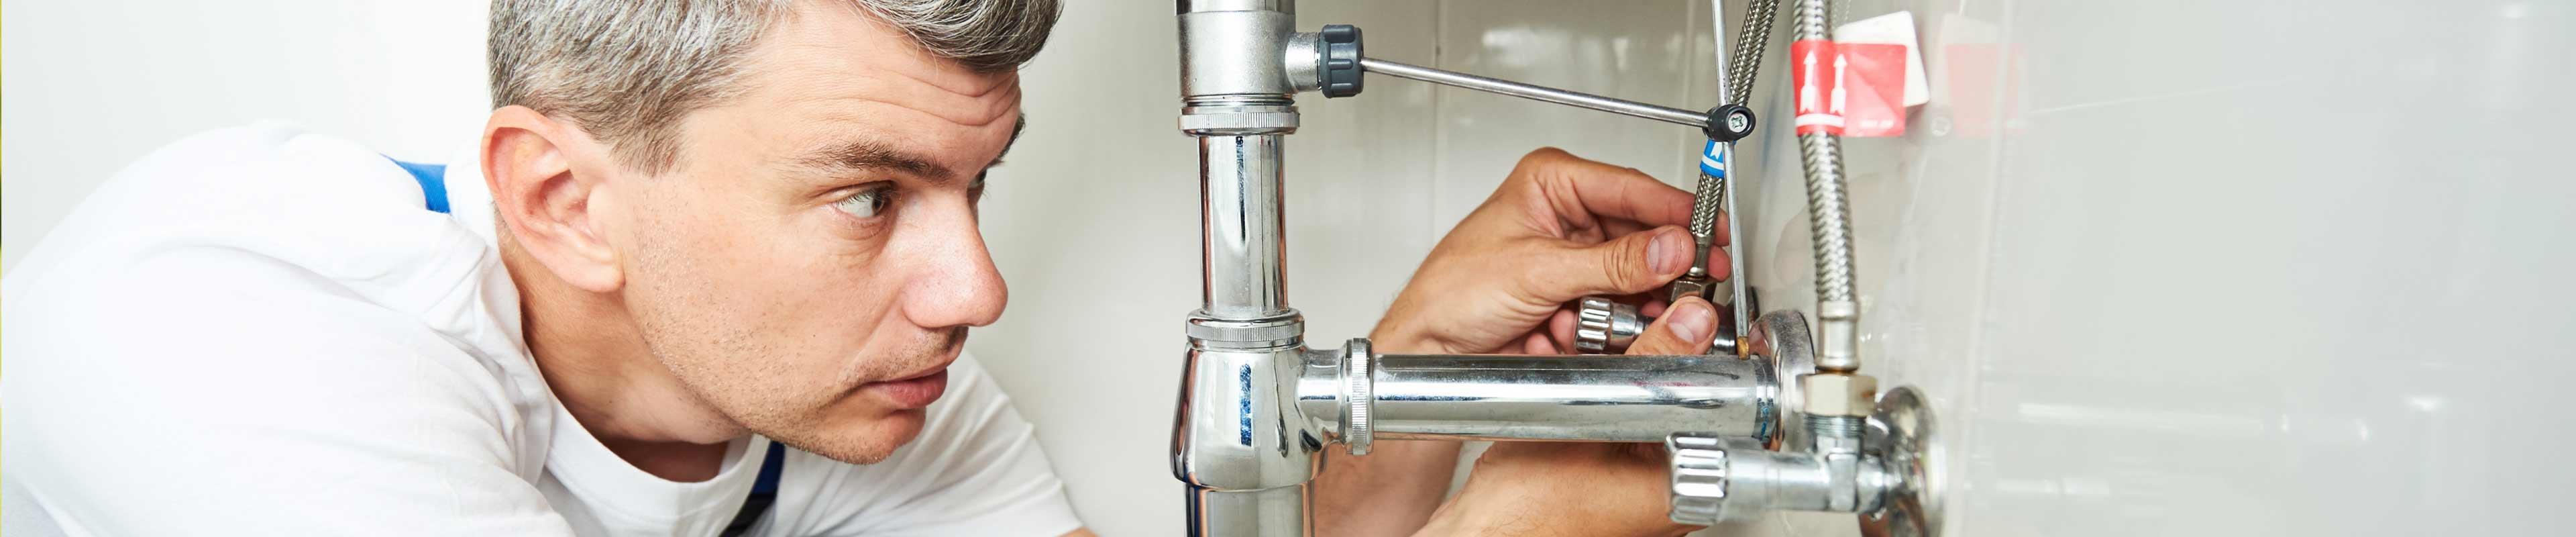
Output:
top-left (384, 157), bottom-right (451, 213)
top-left (722, 442), bottom-right (790, 536)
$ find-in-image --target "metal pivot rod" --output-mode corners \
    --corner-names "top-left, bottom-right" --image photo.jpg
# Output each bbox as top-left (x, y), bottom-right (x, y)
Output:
top-left (1360, 58), bottom-right (1708, 128)
top-left (1357, 58), bottom-right (1755, 143)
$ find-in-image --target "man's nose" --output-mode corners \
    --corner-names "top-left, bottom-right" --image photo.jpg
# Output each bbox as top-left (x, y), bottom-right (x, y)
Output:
top-left (901, 207), bottom-right (1008, 330)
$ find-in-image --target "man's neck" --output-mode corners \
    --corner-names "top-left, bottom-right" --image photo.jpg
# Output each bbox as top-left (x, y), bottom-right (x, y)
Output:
top-left (500, 239), bottom-right (739, 482)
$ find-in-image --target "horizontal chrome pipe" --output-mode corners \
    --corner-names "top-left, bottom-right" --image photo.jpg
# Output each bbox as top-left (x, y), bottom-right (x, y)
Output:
top-left (1301, 352), bottom-right (1781, 443)
top-left (1360, 57), bottom-right (1712, 130)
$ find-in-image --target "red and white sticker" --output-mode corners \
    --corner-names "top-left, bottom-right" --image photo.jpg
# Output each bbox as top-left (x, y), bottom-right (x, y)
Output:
top-left (1836, 43), bottom-right (1909, 137)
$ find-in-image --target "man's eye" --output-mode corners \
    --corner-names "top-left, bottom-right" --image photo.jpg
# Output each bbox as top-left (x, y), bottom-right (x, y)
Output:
top-left (833, 183), bottom-right (898, 218)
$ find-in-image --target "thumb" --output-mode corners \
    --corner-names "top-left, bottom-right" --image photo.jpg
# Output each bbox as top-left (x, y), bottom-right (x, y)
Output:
top-left (1625, 295), bottom-right (1718, 356)
top-left (1522, 226), bottom-right (1695, 302)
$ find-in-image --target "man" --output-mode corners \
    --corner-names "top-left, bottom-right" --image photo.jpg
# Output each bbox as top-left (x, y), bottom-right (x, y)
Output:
top-left (0, 1), bottom-right (1727, 535)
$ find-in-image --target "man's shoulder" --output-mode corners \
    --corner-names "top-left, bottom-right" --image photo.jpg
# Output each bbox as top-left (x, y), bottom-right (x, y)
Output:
top-left (9, 121), bottom-right (480, 290)
top-left (7, 120), bottom-right (510, 330)
top-left (1, 121), bottom-right (551, 479)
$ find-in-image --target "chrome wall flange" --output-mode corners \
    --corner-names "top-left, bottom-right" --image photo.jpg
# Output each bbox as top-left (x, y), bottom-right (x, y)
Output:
top-left (1860, 385), bottom-right (1942, 537)
top-left (1749, 309), bottom-right (1815, 450)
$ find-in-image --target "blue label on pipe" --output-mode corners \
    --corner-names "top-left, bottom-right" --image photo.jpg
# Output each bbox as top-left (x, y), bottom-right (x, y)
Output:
top-left (1237, 364), bottom-right (1254, 446)
top-left (1700, 140), bottom-right (1727, 177)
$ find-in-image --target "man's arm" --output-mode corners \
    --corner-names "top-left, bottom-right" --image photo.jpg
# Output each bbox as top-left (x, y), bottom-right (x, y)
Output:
top-left (1, 248), bottom-right (576, 535)
top-left (1308, 148), bottom-right (1719, 536)
top-left (1309, 417), bottom-right (1464, 536)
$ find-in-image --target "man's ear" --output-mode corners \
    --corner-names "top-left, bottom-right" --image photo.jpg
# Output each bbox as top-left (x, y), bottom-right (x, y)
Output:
top-left (482, 105), bottom-right (625, 293)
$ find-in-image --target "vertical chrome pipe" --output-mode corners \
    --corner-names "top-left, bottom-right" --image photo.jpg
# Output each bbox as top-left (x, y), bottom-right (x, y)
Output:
top-left (1187, 485), bottom-right (1311, 537)
top-left (1177, 2), bottom-right (1314, 536)
top-left (1199, 134), bottom-right (1290, 319)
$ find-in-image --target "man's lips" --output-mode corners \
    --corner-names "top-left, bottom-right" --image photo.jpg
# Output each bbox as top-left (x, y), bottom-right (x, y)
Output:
top-left (862, 347), bottom-right (959, 409)
top-left (859, 329), bottom-right (966, 409)
top-left (863, 368), bottom-right (950, 409)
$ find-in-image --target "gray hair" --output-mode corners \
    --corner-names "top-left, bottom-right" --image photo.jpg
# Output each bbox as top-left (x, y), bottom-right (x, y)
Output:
top-left (488, 0), bottom-right (1059, 172)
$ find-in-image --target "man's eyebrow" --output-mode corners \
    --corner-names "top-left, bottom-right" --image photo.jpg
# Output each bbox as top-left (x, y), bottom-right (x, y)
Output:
top-left (800, 139), bottom-right (957, 183)
top-left (799, 115), bottom-right (1027, 186)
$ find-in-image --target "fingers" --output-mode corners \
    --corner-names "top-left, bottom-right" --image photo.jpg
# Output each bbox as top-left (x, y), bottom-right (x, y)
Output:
top-left (1548, 308), bottom-right (1580, 352)
top-left (1520, 332), bottom-right (1558, 354)
top-left (1625, 296), bottom-right (1719, 356)
top-left (1603, 215), bottom-right (1730, 251)
top-left (1518, 148), bottom-right (1696, 229)
top-left (1519, 226), bottom-right (1696, 301)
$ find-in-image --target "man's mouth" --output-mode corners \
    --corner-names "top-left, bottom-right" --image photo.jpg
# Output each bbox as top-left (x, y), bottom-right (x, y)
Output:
top-left (859, 329), bottom-right (966, 409)
top-left (862, 367), bottom-right (951, 409)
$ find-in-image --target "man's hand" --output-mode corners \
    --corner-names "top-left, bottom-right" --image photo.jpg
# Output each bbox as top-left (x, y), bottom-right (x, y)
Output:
top-left (1313, 148), bottom-right (1730, 536)
top-left (1371, 148), bottom-right (1729, 356)
top-left (1413, 296), bottom-right (1722, 537)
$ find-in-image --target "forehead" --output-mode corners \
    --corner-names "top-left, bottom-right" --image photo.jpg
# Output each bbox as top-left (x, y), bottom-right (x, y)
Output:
top-left (717, 3), bottom-right (1023, 170)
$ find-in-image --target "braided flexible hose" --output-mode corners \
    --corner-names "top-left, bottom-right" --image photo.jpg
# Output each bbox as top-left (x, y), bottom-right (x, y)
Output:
top-left (1726, 0), bottom-right (1780, 105)
top-left (1690, 170), bottom-right (1725, 245)
top-left (1792, 0), bottom-right (1860, 373)
top-left (1798, 134), bottom-right (1854, 305)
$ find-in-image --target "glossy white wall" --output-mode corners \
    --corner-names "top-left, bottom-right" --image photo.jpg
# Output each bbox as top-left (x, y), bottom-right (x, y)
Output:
top-left (1716, 0), bottom-right (2576, 535)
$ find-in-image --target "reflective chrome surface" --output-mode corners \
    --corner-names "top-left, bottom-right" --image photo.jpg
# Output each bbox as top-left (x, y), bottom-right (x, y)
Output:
top-left (1366, 353), bottom-right (1781, 442)
top-left (1195, 134), bottom-right (1293, 319)
top-left (1173, 345), bottom-right (1328, 492)
top-left (1185, 485), bottom-right (1309, 537)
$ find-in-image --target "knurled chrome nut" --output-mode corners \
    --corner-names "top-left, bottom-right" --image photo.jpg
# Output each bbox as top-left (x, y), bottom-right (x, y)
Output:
top-left (1179, 110), bottom-right (1301, 135)
top-left (1801, 373), bottom-right (1878, 417)
top-left (1665, 434), bottom-right (1731, 526)
top-left (1573, 296), bottom-right (1640, 353)
top-left (1185, 313), bottom-right (1304, 345)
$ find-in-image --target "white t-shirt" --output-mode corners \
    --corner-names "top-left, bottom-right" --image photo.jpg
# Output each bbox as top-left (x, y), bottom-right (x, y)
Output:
top-left (1, 123), bottom-right (1084, 536)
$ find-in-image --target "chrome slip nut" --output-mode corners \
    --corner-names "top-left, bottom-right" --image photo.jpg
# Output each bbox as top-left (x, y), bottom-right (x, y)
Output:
top-left (1574, 297), bottom-right (1644, 353)
top-left (1666, 433), bottom-right (1733, 525)
top-left (1340, 338), bottom-right (1375, 455)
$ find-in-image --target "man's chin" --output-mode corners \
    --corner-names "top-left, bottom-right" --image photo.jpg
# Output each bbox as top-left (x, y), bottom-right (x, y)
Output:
top-left (773, 409), bottom-right (929, 465)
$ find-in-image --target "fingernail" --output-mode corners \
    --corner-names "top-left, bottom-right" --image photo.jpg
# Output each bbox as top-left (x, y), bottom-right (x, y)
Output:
top-left (1668, 298), bottom-right (1714, 344)
top-left (1649, 230), bottom-right (1688, 275)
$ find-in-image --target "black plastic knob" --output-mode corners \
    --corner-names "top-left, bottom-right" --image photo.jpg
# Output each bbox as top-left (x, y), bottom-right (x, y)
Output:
top-left (1320, 24), bottom-right (1364, 98)
top-left (1704, 103), bottom-right (1756, 142)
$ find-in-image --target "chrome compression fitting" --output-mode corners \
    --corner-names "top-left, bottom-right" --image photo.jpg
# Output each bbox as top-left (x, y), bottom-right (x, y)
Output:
top-left (1170, 1), bottom-right (1940, 535)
